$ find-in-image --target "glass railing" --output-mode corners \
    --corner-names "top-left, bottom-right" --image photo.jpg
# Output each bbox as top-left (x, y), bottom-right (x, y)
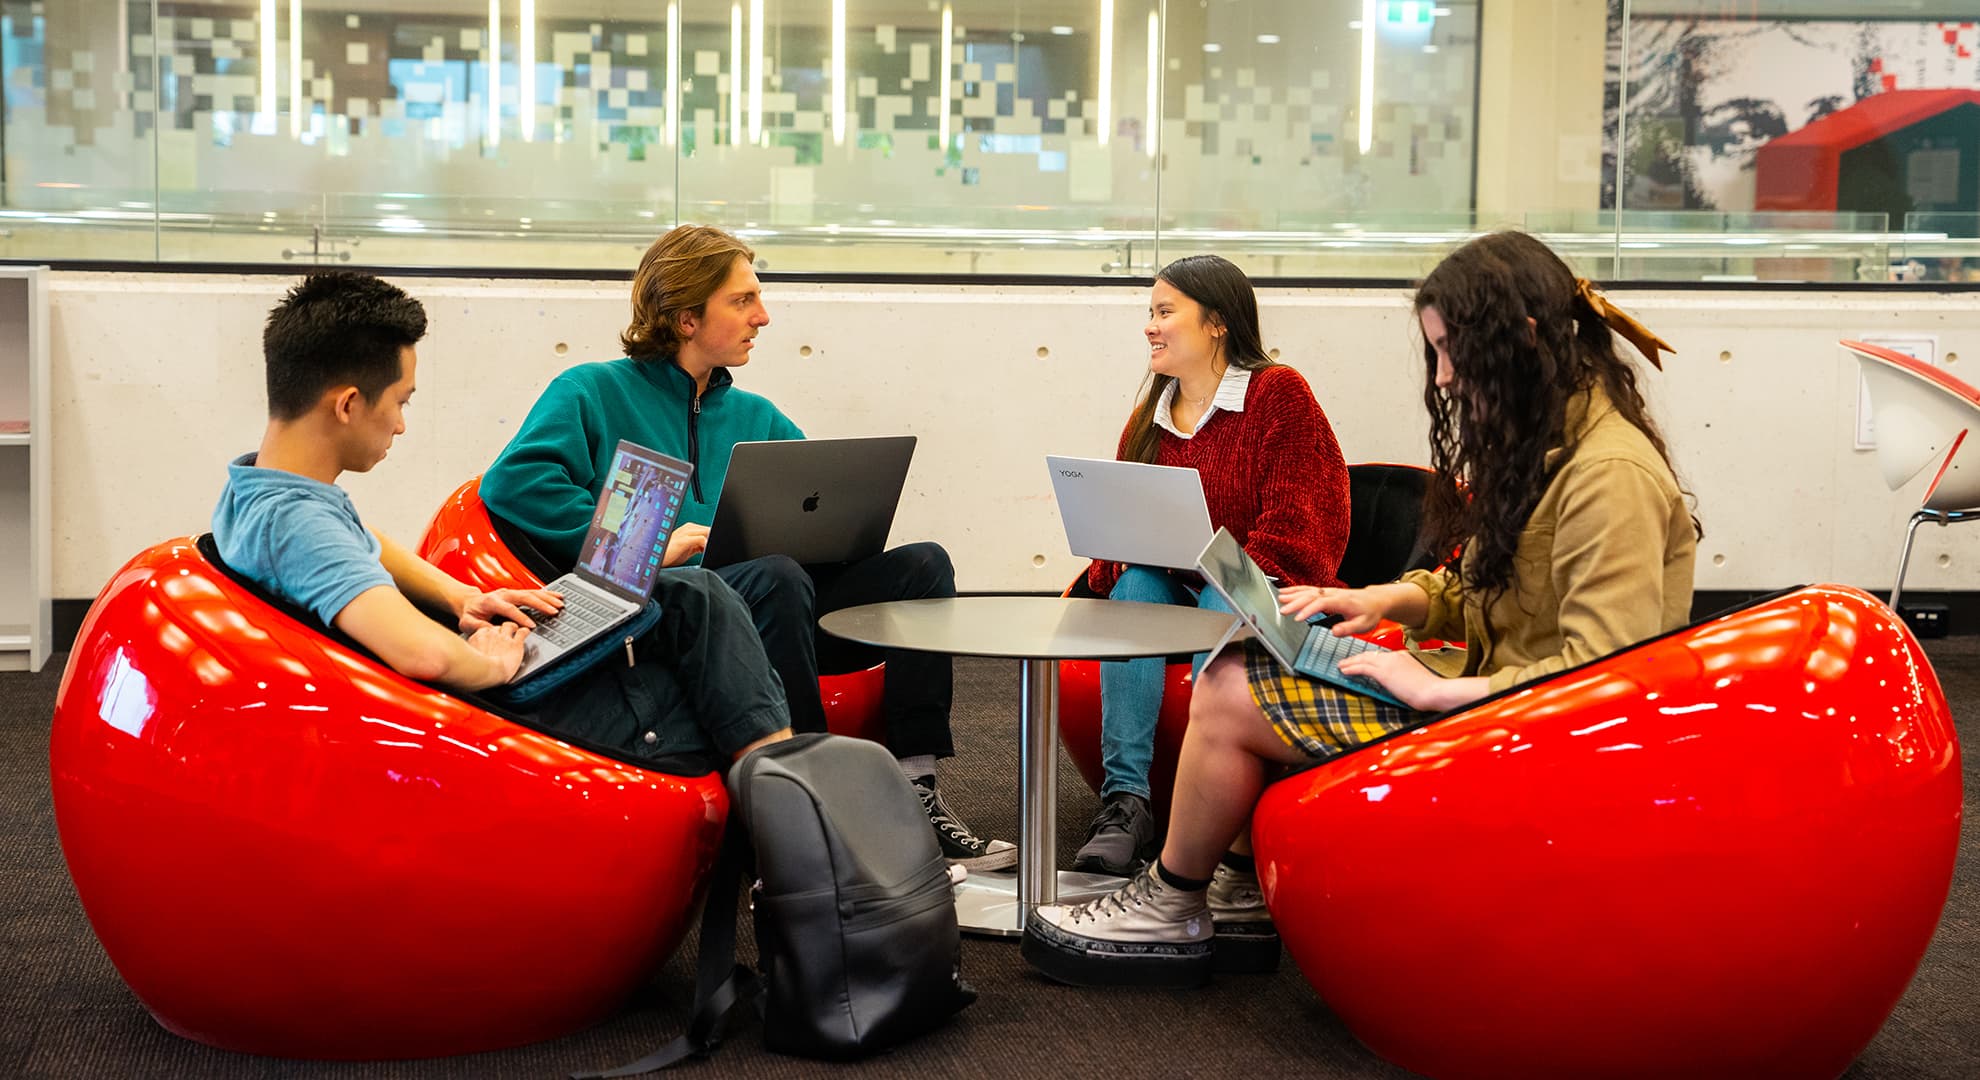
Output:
top-left (2, 0), bottom-right (1976, 282)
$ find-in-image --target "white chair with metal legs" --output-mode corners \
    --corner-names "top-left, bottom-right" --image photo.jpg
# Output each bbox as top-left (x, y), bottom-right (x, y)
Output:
top-left (1843, 338), bottom-right (1980, 609)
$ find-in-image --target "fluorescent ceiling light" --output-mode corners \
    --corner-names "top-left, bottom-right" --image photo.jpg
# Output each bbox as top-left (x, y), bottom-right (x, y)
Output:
top-left (1146, 9), bottom-right (1159, 160)
top-left (1096, 0), bottom-right (1114, 146)
top-left (258, 0), bottom-right (276, 130)
top-left (1358, 0), bottom-right (1374, 154)
top-left (831, 0), bottom-right (846, 145)
top-left (748, 0), bottom-right (764, 143)
top-left (729, 4), bottom-right (742, 143)
top-left (939, 4), bottom-right (953, 151)
top-left (486, 0), bottom-right (501, 146)
top-left (520, 0), bottom-right (536, 139)
top-left (666, 1), bottom-right (680, 146)
top-left (288, 0), bottom-right (301, 137)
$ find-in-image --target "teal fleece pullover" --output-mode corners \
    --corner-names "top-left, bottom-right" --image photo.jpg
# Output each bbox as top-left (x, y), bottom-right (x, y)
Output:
top-left (481, 357), bottom-right (804, 567)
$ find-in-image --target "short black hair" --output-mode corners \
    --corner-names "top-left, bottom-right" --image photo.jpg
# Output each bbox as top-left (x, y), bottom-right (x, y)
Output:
top-left (262, 272), bottom-right (427, 420)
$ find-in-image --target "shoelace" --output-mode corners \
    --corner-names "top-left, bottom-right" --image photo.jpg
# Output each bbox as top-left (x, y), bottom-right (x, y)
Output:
top-left (1070, 871), bottom-right (1159, 925)
top-left (917, 785), bottom-right (986, 848)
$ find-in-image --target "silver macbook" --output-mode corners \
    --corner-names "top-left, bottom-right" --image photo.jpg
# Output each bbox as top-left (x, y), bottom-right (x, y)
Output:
top-left (509, 440), bottom-right (693, 682)
top-left (701, 435), bottom-right (917, 568)
top-left (1046, 455), bottom-right (1214, 570)
top-left (1196, 528), bottom-right (1404, 707)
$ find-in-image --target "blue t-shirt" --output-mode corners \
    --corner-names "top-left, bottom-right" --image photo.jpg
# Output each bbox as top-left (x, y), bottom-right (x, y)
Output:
top-left (212, 452), bottom-right (396, 626)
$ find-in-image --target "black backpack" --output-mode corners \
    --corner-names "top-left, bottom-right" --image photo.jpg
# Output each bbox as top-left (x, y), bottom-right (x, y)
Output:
top-left (576, 733), bottom-right (975, 1076)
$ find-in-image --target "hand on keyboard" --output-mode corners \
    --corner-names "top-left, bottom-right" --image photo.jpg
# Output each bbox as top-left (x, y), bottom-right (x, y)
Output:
top-left (519, 589), bottom-right (622, 651)
top-left (465, 622), bottom-right (530, 683)
top-left (460, 588), bottom-right (566, 634)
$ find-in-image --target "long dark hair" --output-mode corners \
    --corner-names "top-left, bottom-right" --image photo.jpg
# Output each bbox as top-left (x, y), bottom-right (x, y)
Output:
top-left (1122, 255), bottom-right (1276, 463)
top-left (1413, 231), bottom-right (1696, 610)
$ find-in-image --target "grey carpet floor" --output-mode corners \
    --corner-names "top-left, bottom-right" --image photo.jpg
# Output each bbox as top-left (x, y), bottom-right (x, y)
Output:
top-left (3, 645), bottom-right (1976, 1079)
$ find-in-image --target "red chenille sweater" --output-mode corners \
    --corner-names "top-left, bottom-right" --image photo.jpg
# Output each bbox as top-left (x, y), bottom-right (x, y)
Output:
top-left (1087, 364), bottom-right (1350, 596)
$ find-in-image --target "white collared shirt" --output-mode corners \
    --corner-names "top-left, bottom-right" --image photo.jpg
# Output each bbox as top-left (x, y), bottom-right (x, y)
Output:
top-left (1153, 365), bottom-right (1252, 439)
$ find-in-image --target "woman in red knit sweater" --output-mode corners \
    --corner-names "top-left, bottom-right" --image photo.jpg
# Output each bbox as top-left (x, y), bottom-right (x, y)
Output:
top-left (1073, 254), bottom-right (1351, 878)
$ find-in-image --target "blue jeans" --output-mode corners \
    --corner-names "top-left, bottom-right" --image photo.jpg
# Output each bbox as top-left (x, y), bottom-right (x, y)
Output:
top-left (1098, 566), bottom-right (1234, 800)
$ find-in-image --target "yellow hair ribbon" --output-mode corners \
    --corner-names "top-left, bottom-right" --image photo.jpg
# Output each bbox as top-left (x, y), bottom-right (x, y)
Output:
top-left (1575, 278), bottom-right (1674, 370)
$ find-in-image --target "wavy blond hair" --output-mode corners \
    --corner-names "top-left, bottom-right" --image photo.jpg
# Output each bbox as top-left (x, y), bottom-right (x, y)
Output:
top-left (621, 225), bottom-right (756, 359)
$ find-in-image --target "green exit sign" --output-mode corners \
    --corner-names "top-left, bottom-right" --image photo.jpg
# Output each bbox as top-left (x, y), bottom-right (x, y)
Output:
top-left (1382, 1), bottom-right (1435, 27)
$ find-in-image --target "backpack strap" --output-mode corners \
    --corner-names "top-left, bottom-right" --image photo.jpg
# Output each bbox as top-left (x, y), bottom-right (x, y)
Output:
top-left (571, 823), bottom-right (761, 1077)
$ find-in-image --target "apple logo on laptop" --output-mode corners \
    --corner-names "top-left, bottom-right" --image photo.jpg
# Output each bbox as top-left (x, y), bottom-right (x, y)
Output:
top-left (802, 491), bottom-right (820, 512)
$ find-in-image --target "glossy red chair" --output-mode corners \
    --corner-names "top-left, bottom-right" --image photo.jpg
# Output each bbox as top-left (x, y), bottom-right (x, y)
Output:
top-left (49, 536), bottom-right (729, 1059)
top-left (1252, 584), bottom-right (1962, 1079)
top-left (418, 476), bottom-right (886, 742)
top-left (1058, 463), bottom-right (1441, 819)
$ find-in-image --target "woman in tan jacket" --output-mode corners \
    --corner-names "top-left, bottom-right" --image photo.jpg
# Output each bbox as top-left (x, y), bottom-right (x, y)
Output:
top-left (1022, 230), bottom-right (1701, 989)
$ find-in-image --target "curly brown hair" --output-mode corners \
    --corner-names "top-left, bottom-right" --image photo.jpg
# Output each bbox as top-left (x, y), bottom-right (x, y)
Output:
top-left (621, 225), bottom-right (756, 360)
top-left (1413, 231), bottom-right (1697, 611)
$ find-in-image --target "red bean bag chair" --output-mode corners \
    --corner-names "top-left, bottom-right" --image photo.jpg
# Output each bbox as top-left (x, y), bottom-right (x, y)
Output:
top-left (50, 535), bottom-right (728, 1058)
top-left (1252, 584), bottom-right (1962, 1079)
top-left (418, 476), bottom-right (885, 742)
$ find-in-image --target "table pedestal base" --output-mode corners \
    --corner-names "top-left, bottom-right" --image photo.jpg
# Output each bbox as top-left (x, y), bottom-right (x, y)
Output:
top-left (955, 868), bottom-right (1127, 937)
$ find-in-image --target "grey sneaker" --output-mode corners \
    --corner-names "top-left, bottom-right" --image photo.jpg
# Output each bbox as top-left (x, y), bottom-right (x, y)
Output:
top-left (1072, 791), bottom-right (1158, 877)
top-left (1207, 861), bottom-right (1280, 975)
top-left (1207, 861), bottom-right (1268, 924)
top-left (913, 778), bottom-right (1017, 872)
top-left (1021, 865), bottom-right (1213, 988)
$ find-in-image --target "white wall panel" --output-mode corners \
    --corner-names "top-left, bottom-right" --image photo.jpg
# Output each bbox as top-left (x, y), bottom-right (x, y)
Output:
top-left (45, 271), bottom-right (1980, 598)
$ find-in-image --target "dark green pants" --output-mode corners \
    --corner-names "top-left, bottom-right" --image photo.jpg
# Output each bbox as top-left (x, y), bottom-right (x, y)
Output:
top-left (537, 567), bottom-right (791, 763)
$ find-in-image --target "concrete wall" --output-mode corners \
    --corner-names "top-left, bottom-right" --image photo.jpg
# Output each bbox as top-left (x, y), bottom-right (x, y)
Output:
top-left (44, 270), bottom-right (1980, 599)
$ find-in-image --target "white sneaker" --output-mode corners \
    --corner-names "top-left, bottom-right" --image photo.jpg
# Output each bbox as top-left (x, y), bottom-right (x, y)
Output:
top-left (1021, 865), bottom-right (1214, 988)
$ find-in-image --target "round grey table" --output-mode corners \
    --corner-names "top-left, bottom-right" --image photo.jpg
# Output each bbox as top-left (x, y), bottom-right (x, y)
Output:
top-left (819, 596), bottom-right (1241, 936)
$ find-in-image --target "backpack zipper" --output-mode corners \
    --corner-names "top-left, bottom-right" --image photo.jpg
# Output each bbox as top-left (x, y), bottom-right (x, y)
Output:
top-left (843, 882), bottom-right (955, 930)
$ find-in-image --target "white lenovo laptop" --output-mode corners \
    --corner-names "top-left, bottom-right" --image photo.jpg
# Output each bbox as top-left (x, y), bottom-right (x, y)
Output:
top-left (1046, 455), bottom-right (1215, 570)
top-left (701, 436), bottom-right (917, 569)
top-left (508, 440), bottom-right (693, 683)
top-left (1195, 527), bottom-right (1406, 707)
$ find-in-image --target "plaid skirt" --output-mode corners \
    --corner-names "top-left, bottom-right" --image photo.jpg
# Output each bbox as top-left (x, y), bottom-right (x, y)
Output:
top-left (1241, 640), bottom-right (1432, 760)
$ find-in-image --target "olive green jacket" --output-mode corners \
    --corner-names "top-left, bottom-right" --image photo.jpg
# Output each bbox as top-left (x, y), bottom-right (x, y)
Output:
top-left (1402, 385), bottom-right (1698, 694)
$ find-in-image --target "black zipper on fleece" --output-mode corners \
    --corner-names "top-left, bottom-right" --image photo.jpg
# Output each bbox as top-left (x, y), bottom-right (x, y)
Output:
top-left (688, 391), bottom-right (704, 502)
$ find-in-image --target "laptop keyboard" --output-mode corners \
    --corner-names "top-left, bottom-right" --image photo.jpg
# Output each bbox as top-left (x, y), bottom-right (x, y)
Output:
top-left (1293, 628), bottom-right (1394, 698)
top-left (523, 587), bottom-right (626, 650)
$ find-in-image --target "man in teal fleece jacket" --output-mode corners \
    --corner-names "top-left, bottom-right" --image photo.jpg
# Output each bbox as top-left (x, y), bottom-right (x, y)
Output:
top-left (481, 224), bottom-right (1013, 871)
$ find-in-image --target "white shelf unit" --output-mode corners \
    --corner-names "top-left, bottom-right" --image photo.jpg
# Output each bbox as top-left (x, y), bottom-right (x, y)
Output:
top-left (0, 267), bottom-right (50, 672)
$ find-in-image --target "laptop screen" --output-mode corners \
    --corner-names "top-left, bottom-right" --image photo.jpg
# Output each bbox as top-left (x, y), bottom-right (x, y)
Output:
top-left (576, 441), bottom-right (693, 603)
top-left (1196, 528), bottom-right (1309, 666)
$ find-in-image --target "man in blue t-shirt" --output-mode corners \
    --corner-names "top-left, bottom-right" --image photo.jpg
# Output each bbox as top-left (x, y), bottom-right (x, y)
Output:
top-left (213, 271), bottom-right (791, 763)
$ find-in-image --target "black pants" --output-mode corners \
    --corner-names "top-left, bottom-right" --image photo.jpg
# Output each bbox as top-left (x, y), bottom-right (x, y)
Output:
top-left (537, 567), bottom-right (791, 763)
top-left (714, 541), bottom-right (956, 759)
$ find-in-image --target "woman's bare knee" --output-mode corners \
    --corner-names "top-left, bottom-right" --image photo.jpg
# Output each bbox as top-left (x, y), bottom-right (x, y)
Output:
top-left (1191, 654), bottom-right (1263, 739)
top-left (1192, 653), bottom-right (1309, 763)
